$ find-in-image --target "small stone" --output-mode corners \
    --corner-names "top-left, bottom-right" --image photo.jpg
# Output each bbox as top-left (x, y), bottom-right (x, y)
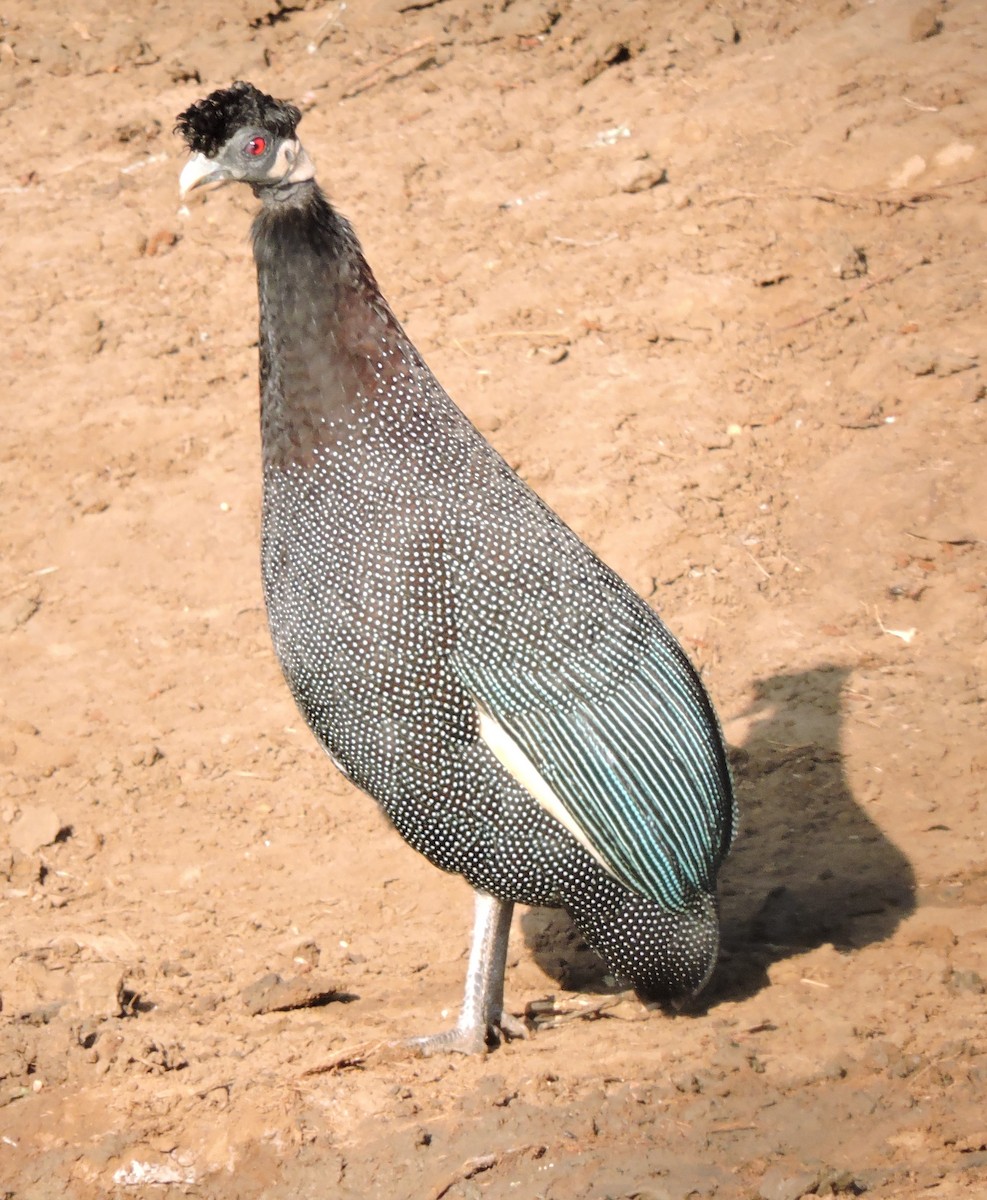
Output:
top-left (289, 940), bottom-right (321, 969)
top-left (964, 376), bottom-right (985, 403)
top-left (818, 1166), bottom-right (867, 1194)
top-left (702, 431), bottom-right (734, 450)
top-left (6, 851), bottom-right (42, 887)
top-left (0, 587), bottom-right (41, 633)
top-left (69, 963), bottom-right (125, 1019)
top-left (9, 805), bottom-right (62, 855)
top-left (898, 348), bottom-right (938, 376)
top-left (758, 1166), bottom-right (820, 1200)
top-left (485, 134), bottom-right (520, 153)
top-left (905, 922), bottom-right (956, 952)
top-left (709, 15), bottom-right (740, 44)
top-left (240, 972), bottom-right (344, 1016)
top-left (753, 267), bottom-right (791, 288)
top-left (144, 229), bottom-right (178, 257)
top-left (0, 588), bottom-right (41, 633)
top-left (616, 160), bottom-right (668, 193)
top-left (909, 4), bottom-right (943, 41)
top-left (20, 1001), bottom-right (65, 1026)
top-left (933, 351), bottom-right (977, 376)
top-left (131, 744), bottom-right (164, 767)
top-left (899, 347), bottom-right (978, 378)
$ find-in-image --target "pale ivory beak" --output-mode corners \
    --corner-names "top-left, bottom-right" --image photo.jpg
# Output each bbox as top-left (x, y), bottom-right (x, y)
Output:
top-left (179, 152), bottom-right (227, 198)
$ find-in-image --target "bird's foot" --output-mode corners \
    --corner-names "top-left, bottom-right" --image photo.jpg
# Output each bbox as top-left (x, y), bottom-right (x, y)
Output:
top-left (406, 1009), bottom-right (529, 1057)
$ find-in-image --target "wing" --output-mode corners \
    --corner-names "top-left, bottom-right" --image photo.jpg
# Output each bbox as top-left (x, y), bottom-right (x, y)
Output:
top-left (451, 533), bottom-right (735, 913)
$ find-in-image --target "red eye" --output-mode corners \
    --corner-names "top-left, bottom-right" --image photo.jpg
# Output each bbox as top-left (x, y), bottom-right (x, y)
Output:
top-left (245, 135), bottom-right (267, 157)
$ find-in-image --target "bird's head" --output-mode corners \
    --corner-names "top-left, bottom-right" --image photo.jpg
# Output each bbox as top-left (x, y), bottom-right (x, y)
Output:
top-left (175, 81), bottom-right (314, 199)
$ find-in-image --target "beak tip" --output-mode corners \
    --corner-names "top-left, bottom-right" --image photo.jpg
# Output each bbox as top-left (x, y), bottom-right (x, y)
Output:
top-left (179, 152), bottom-right (224, 200)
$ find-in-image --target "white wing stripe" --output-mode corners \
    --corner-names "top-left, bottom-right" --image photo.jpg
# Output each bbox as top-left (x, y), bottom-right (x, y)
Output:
top-left (475, 702), bottom-right (618, 880)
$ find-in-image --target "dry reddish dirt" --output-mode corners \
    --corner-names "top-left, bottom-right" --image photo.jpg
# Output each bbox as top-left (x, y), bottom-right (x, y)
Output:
top-left (1, 2), bottom-right (985, 1197)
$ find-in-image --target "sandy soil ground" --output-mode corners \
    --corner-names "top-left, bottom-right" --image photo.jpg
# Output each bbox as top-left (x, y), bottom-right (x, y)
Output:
top-left (2, 1), bottom-right (985, 1197)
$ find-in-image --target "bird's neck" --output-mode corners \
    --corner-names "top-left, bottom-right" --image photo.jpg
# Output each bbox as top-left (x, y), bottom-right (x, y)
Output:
top-left (251, 185), bottom-right (417, 472)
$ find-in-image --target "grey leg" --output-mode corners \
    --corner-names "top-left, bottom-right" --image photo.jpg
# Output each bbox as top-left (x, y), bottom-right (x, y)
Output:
top-left (408, 889), bottom-right (527, 1055)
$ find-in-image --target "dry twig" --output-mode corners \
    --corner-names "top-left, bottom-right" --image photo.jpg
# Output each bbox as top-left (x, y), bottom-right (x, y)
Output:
top-left (431, 1144), bottom-right (547, 1200)
top-left (299, 1040), bottom-right (381, 1075)
top-left (342, 38), bottom-right (435, 99)
top-left (777, 259), bottom-right (925, 331)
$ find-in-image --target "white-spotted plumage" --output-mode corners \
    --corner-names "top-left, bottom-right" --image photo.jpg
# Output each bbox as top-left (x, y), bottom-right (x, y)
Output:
top-left (176, 82), bottom-right (736, 1042)
top-left (255, 207), bottom-right (735, 998)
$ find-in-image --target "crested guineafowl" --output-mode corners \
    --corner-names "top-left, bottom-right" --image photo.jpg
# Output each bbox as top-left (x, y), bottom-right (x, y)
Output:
top-left (175, 82), bottom-right (736, 1054)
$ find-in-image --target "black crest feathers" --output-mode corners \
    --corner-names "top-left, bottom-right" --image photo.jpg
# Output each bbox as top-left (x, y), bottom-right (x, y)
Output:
top-left (175, 81), bottom-right (302, 157)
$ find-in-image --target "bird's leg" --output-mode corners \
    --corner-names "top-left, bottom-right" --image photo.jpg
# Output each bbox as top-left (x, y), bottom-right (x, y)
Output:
top-left (407, 889), bottom-right (527, 1055)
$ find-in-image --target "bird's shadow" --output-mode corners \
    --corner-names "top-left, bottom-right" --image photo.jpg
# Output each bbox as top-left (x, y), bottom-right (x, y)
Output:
top-left (519, 664), bottom-right (916, 1005)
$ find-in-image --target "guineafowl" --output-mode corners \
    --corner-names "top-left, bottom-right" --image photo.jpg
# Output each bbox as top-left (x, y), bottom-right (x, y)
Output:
top-left (176, 82), bottom-right (736, 1054)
